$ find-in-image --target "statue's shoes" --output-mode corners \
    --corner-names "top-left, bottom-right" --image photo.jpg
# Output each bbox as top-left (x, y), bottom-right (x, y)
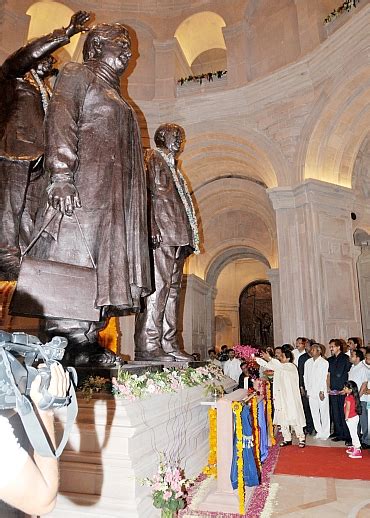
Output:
top-left (135, 349), bottom-right (174, 362)
top-left (167, 350), bottom-right (194, 361)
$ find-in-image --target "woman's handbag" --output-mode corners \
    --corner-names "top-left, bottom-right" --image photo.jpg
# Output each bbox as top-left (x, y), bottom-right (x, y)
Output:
top-left (10, 211), bottom-right (101, 322)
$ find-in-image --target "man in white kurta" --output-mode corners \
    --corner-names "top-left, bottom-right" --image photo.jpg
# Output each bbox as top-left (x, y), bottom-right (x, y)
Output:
top-left (223, 349), bottom-right (241, 383)
top-left (304, 344), bottom-right (330, 440)
top-left (256, 349), bottom-right (306, 444)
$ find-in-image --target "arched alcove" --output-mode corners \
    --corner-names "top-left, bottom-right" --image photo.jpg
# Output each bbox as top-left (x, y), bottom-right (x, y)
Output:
top-left (26, 1), bottom-right (76, 60)
top-left (174, 11), bottom-right (226, 68)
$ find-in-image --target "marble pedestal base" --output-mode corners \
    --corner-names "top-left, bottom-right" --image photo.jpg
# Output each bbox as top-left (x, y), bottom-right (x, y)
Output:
top-left (46, 383), bottom-right (232, 518)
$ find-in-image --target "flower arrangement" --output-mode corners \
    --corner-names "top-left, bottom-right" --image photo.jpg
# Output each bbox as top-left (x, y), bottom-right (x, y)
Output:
top-left (233, 344), bottom-right (259, 361)
top-left (142, 454), bottom-right (192, 516)
top-left (79, 375), bottom-right (111, 400)
top-left (112, 364), bottom-right (224, 401)
top-left (178, 70), bottom-right (227, 86)
top-left (324, 0), bottom-right (360, 24)
top-left (203, 407), bottom-right (217, 477)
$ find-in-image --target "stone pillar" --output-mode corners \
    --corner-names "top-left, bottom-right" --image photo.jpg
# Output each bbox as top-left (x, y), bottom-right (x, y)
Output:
top-left (268, 179), bottom-right (362, 344)
top-left (293, 0), bottom-right (323, 54)
top-left (153, 38), bottom-right (177, 100)
top-left (180, 274), bottom-right (215, 358)
top-left (222, 20), bottom-right (249, 86)
top-left (267, 268), bottom-right (283, 346)
top-left (354, 229), bottom-right (370, 346)
top-left (0, 9), bottom-right (29, 62)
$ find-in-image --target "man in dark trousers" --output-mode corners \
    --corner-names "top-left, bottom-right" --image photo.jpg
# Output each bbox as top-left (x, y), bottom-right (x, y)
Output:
top-left (0, 11), bottom-right (90, 279)
top-left (135, 123), bottom-right (200, 361)
top-left (328, 338), bottom-right (351, 444)
top-left (298, 338), bottom-right (315, 435)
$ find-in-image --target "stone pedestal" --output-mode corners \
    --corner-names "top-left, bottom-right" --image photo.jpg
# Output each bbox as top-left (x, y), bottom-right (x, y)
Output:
top-left (45, 381), bottom-right (232, 518)
top-left (268, 179), bottom-right (362, 344)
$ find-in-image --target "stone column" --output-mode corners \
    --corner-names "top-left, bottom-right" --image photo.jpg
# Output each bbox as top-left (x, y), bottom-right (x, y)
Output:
top-left (153, 38), bottom-right (177, 100)
top-left (222, 20), bottom-right (249, 86)
top-left (267, 268), bottom-right (283, 345)
top-left (180, 274), bottom-right (215, 358)
top-left (354, 229), bottom-right (370, 346)
top-left (268, 179), bottom-right (362, 344)
top-left (0, 9), bottom-right (29, 62)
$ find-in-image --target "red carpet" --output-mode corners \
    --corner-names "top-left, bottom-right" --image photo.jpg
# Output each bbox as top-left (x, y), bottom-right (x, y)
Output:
top-left (274, 445), bottom-right (370, 480)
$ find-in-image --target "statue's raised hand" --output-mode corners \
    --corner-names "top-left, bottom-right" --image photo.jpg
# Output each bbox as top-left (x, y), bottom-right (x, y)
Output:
top-left (47, 180), bottom-right (81, 216)
top-left (66, 11), bottom-right (91, 38)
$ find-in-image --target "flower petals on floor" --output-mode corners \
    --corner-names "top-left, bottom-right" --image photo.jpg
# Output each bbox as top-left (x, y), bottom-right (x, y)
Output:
top-left (179, 439), bottom-right (280, 517)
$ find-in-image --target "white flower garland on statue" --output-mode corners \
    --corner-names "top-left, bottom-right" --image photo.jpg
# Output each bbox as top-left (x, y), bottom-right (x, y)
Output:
top-left (29, 69), bottom-right (50, 113)
top-left (157, 148), bottom-right (200, 254)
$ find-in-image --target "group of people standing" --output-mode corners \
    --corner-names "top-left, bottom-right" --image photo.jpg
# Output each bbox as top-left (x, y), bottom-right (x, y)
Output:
top-left (211, 337), bottom-right (370, 459)
top-left (259, 337), bottom-right (370, 458)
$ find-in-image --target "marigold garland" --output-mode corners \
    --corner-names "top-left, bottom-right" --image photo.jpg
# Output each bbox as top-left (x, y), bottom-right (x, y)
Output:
top-left (251, 397), bottom-right (262, 473)
top-left (265, 381), bottom-right (276, 446)
top-left (231, 401), bottom-right (244, 515)
top-left (203, 407), bottom-right (217, 477)
top-left (0, 281), bottom-right (16, 327)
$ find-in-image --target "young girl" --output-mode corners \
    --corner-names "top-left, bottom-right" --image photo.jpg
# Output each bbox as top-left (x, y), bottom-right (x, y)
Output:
top-left (343, 380), bottom-right (363, 459)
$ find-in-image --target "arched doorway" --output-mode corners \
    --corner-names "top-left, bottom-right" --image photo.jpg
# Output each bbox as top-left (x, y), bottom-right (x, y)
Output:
top-left (239, 280), bottom-right (273, 347)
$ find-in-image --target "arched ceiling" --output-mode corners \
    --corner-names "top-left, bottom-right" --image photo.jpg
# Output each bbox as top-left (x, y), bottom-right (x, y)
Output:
top-left (181, 130), bottom-right (281, 190)
top-left (174, 11), bottom-right (226, 66)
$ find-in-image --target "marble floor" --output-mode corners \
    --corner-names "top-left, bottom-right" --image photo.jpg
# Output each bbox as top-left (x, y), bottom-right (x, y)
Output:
top-left (271, 436), bottom-right (370, 518)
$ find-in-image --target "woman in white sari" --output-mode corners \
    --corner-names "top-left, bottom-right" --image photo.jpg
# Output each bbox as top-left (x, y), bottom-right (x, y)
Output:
top-left (256, 346), bottom-right (306, 447)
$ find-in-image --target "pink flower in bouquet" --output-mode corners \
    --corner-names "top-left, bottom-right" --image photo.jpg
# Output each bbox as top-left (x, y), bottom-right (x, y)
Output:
top-left (163, 490), bottom-right (172, 501)
top-left (233, 344), bottom-right (259, 361)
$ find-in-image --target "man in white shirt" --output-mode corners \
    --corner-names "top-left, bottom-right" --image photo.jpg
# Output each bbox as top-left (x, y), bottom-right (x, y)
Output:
top-left (304, 343), bottom-right (330, 440)
top-left (350, 349), bottom-right (370, 448)
top-left (208, 348), bottom-right (222, 368)
top-left (223, 348), bottom-right (241, 383)
top-left (293, 337), bottom-right (307, 366)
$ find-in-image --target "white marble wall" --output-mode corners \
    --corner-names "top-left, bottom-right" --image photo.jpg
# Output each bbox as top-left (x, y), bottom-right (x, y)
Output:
top-left (269, 179), bottom-right (362, 344)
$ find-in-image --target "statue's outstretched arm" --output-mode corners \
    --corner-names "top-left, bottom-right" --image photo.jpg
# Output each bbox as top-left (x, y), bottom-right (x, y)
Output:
top-left (1, 11), bottom-right (90, 79)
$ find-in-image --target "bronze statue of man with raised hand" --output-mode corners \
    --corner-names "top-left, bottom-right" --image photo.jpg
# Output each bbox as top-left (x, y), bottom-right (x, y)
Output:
top-left (135, 123), bottom-right (200, 361)
top-left (0, 11), bottom-right (90, 280)
top-left (21, 23), bottom-right (151, 365)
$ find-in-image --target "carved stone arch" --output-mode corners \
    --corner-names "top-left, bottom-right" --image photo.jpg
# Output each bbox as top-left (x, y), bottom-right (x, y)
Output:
top-left (205, 246), bottom-right (271, 288)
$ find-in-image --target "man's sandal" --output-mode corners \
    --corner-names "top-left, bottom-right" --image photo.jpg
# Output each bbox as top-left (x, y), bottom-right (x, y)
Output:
top-left (280, 440), bottom-right (292, 447)
top-left (298, 440), bottom-right (306, 448)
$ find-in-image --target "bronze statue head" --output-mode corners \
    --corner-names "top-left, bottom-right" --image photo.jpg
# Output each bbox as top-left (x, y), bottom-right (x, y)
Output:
top-left (154, 123), bottom-right (185, 156)
top-left (83, 23), bottom-right (131, 75)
